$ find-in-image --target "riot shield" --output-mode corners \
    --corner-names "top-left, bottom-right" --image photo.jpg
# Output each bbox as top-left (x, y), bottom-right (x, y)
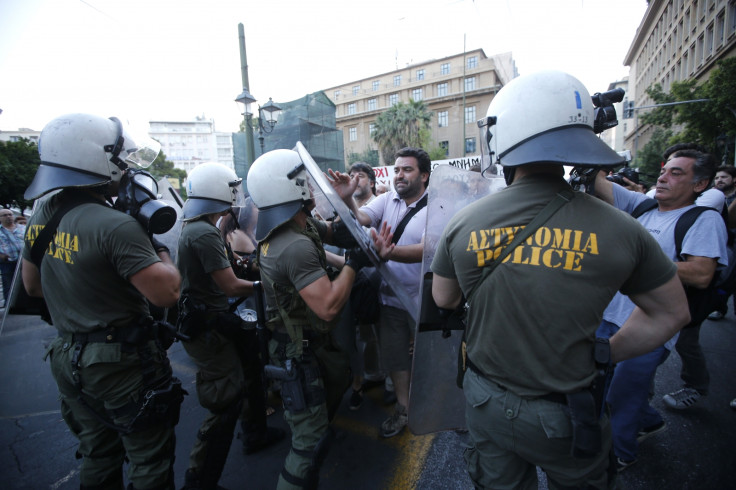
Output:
top-left (294, 142), bottom-right (419, 322)
top-left (408, 164), bottom-right (505, 434)
top-left (155, 178), bottom-right (184, 264)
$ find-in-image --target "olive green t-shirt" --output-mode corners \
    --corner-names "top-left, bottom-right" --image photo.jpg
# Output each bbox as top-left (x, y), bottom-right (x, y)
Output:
top-left (177, 218), bottom-right (232, 312)
top-left (258, 219), bottom-right (328, 320)
top-left (22, 192), bottom-right (160, 335)
top-left (431, 174), bottom-right (676, 396)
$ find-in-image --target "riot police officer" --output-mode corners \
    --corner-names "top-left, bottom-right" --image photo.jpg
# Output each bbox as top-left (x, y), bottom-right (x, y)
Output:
top-left (177, 162), bottom-right (285, 489)
top-left (247, 149), bottom-right (365, 489)
top-left (21, 113), bottom-right (184, 490)
top-left (431, 72), bottom-right (691, 488)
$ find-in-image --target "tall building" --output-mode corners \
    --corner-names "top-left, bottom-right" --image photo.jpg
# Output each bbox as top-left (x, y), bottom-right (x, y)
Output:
top-left (323, 49), bottom-right (517, 165)
top-left (148, 116), bottom-right (235, 173)
top-left (623, 0), bottom-right (736, 156)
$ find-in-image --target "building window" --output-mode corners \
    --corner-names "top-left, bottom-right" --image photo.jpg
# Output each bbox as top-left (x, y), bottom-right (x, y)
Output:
top-left (367, 98), bottom-right (377, 111)
top-left (394, 75), bottom-right (402, 86)
top-left (352, 85), bottom-right (360, 95)
top-left (349, 127), bottom-right (357, 141)
top-left (416, 69), bottom-right (425, 81)
top-left (729, 2), bottom-right (736, 37)
top-left (389, 93), bottom-right (399, 106)
top-left (465, 106), bottom-right (476, 124)
top-left (372, 80), bottom-right (380, 91)
top-left (467, 56), bottom-right (478, 69)
top-left (465, 137), bottom-right (476, 154)
top-left (464, 76), bottom-right (476, 92)
top-left (334, 90), bottom-right (340, 100)
top-left (369, 123), bottom-right (376, 135)
top-left (697, 34), bottom-right (704, 64)
top-left (439, 141), bottom-right (449, 157)
top-left (412, 88), bottom-right (423, 101)
top-left (437, 82), bottom-right (448, 97)
top-left (347, 103), bottom-right (356, 115)
top-left (716, 11), bottom-right (725, 46)
top-left (441, 63), bottom-right (450, 75)
top-left (438, 111), bottom-right (448, 128)
top-left (706, 22), bottom-right (714, 56)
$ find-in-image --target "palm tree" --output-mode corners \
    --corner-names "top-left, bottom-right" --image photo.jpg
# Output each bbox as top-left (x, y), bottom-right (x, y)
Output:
top-left (371, 100), bottom-right (434, 164)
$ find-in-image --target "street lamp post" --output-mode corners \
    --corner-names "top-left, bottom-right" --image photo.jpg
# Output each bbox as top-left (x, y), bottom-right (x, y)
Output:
top-left (235, 87), bottom-right (257, 166)
top-left (235, 93), bottom-right (282, 159)
top-left (254, 97), bottom-right (282, 155)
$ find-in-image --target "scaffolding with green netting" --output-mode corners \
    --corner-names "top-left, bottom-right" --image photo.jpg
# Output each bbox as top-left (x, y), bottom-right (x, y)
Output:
top-left (233, 91), bottom-right (344, 190)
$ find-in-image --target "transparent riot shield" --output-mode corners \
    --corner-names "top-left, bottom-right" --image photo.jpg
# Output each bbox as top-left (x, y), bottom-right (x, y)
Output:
top-left (408, 165), bottom-right (505, 434)
top-left (155, 178), bottom-right (184, 264)
top-left (294, 142), bottom-right (419, 322)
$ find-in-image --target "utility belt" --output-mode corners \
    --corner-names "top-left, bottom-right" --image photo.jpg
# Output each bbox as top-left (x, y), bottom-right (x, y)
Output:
top-left (177, 295), bottom-right (252, 341)
top-left (67, 318), bottom-right (187, 435)
top-left (466, 357), bottom-right (568, 406)
top-left (466, 339), bottom-right (613, 460)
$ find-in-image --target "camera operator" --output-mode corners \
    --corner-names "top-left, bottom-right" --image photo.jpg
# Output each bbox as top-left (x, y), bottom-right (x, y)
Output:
top-left (21, 113), bottom-right (183, 490)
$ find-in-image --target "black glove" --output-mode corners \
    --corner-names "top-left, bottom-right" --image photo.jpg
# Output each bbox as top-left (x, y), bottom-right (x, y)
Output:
top-left (331, 219), bottom-right (358, 249)
top-left (151, 236), bottom-right (170, 255)
top-left (344, 247), bottom-right (372, 272)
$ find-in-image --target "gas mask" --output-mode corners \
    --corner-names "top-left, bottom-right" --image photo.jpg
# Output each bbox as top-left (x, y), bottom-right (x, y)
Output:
top-left (115, 168), bottom-right (177, 235)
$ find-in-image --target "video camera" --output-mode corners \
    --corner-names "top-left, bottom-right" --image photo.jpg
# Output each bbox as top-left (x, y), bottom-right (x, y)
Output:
top-left (606, 166), bottom-right (639, 186)
top-left (591, 88), bottom-right (625, 134)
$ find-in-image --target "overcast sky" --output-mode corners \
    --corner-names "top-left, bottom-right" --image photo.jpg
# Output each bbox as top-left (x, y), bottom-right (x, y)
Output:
top-left (0, 0), bottom-right (649, 135)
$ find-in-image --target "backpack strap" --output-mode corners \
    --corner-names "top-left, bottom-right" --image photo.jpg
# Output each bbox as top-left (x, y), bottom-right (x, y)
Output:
top-left (465, 188), bottom-right (575, 303)
top-left (391, 194), bottom-right (427, 244)
top-left (673, 206), bottom-right (717, 261)
top-left (630, 198), bottom-right (658, 219)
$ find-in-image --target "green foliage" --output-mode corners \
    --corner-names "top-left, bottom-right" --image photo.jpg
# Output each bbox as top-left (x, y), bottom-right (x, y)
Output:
top-left (371, 100), bottom-right (434, 164)
top-left (638, 59), bottom-right (736, 163)
top-left (0, 138), bottom-right (41, 214)
top-left (347, 148), bottom-right (379, 167)
top-left (428, 146), bottom-right (448, 161)
top-left (148, 150), bottom-right (187, 199)
top-left (632, 128), bottom-right (672, 187)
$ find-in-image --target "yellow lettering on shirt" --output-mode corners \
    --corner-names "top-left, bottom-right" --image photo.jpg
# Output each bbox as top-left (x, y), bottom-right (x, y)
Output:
top-left (261, 242), bottom-right (270, 257)
top-left (467, 225), bottom-right (599, 273)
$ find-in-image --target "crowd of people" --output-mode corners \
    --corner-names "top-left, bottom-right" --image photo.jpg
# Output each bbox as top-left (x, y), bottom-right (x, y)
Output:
top-left (12, 68), bottom-right (735, 490)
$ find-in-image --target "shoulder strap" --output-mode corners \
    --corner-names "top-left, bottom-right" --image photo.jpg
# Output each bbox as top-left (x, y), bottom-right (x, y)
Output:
top-left (391, 194), bottom-right (427, 244)
top-left (30, 192), bottom-right (102, 269)
top-left (631, 198), bottom-right (658, 219)
top-left (466, 189), bottom-right (575, 303)
top-left (674, 206), bottom-right (713, 261)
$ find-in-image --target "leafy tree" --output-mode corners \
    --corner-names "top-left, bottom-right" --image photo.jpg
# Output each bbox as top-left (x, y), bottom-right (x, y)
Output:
top-left (0, 138), bottom-right (41, 214)
top-left (148, 150), bottom-right (187, 199)
top-left (637, 58), bottom-right (736, 163)
top-left (371, 100), bottom-right (434, 164)
top-left (347, 148), bottom-right (379, 167)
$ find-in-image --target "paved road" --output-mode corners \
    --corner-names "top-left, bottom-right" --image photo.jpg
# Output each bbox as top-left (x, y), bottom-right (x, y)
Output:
top-left (1, 307), bottom-right (734, 489)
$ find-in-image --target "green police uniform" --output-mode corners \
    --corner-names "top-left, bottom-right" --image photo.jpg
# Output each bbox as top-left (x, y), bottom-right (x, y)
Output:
top-left (258, 219), bottom-right (350, 490)
top-left (22, 190), bottom-right (181, 490)
top-left (177, 218), bottom-right (271, 488)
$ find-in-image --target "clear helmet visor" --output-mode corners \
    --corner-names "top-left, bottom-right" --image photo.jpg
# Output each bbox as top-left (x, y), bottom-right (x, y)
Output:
top-left (120, 129), bottom-right (160, 169)
top-left (477, 116), bottom-right (503, 178)
top-left (229, 178), bottom-right (246, 208)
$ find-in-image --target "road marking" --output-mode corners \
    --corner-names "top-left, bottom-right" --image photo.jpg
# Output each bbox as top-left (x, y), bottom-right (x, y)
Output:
top-left (0, 409), bottom-right (61, 420)
top-left (50, 468), bottom-right (79, 489)
top-left (331, 415), bottom-right (436, 488)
